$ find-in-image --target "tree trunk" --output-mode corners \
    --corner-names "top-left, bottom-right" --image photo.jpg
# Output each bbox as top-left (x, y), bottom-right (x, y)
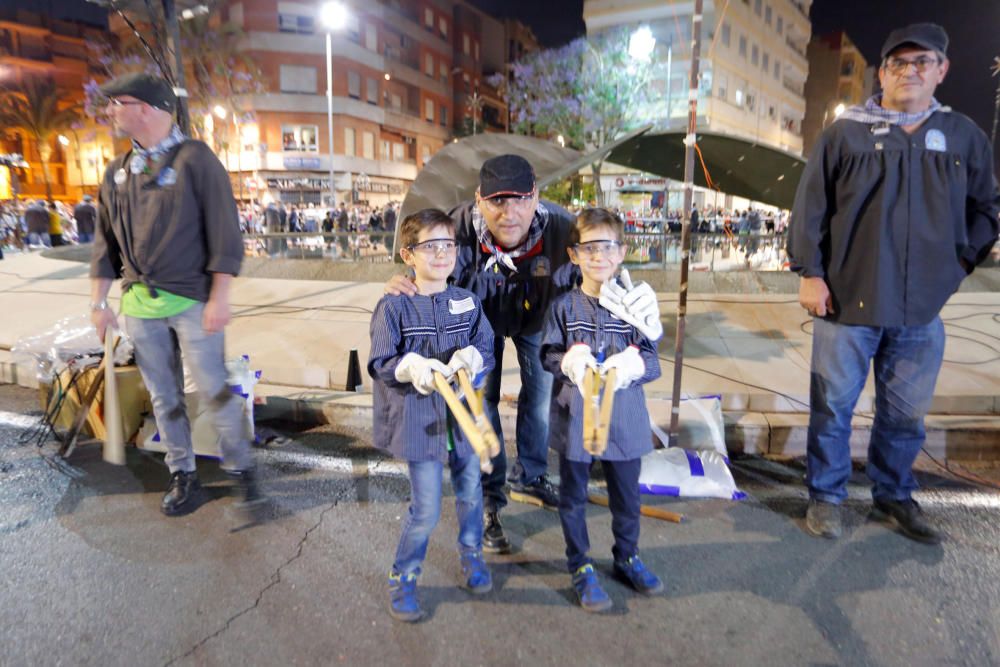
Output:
top-left (591, 160), bottom-right (604, 207)
top-left (38, 139), bottom-right (53, 201)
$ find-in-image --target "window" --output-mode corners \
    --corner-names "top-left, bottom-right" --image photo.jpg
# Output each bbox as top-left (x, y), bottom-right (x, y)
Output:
top-left (768, 104), bottom-right (777, 120)
top-left (363, 131), bottom-right (374, 160)
top-left (421, 144), bottom-right (430, 163)
top-left (762, 52), bottom-right (769, 71)
top-left (366, 77), bottom-right (378, 105)
top-left (425, 98), bottom-right (434, 122)
top-left (279, 65), bottom-right (316, 94)
top-left (765, 5), bottom-right (772, 25)
top-left (440, 105), bottom-right (447, 126)
top-left (282, 124), bottom-right (318, 151)
top-left (278, 12), bottom-right (313, 34)
top-left (751, 44), bottom-right (759, 66)
top-left (393, 143), bottom-right (405, 161)
top-left (774, 60), bottom-right (780, 80)
top-left (381, 139), bottom-right (390, 160)
top-left (439, 17), bottom-right (447, 38)
top-left (699, 69), bottom-right (713, 97)
top-left (439, 62), bottom-right (448, 84)
top-left (348, 71), bottom-right (361, 99)
top-left (721, 22), bottom-right (731, 47)
top-left (365, 23), bottom-right (377, 51)
top-left (424, 53), bottom-right (434, 77)
top-left (344, 127), bottom-right (355, 156)
top-left (462, 73), bottom-right (471, 92)
top-left (717, 72), bottom-right (728, 100)
top-left (424, 7), bottom-right (433, 28)
top-left (463, 34), bottom-right (470, 55)
top-left (735, 88), bottom-right (744, 107)
top-left (776, 16), bottom-right (783, 35)
top-left (739, 35), bottom-right (747, 58)
top-left (390, 93), bottom-right (402, 110)
top-left (754, 0), bottom-right (762, 15)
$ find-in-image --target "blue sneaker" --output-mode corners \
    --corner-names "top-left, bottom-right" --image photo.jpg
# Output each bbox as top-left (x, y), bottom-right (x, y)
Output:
top-left (613, 555), bottom-right (664, 595)
top-left (460, 551), bottom-right (493, 594)
top-left (572, 564), bottom-right (612, 612)
top-left (387, 572), bottom-right (423, 622)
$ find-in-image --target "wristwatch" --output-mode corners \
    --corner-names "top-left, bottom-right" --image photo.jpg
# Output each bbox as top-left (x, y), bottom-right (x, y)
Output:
top-left (89, 299), bottom-right (109, 311)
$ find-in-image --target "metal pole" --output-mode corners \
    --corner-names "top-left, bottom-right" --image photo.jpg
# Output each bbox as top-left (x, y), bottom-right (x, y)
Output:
top-left (160, 0), bottom-right (190, 135)
top-left (326, 30), bottom-right (336, 209)
top-left (668, 0), bottom-right (704, 447)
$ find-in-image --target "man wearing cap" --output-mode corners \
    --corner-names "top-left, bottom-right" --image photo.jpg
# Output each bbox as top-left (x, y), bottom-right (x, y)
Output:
top-left (74, 194), bottom-right (97, 244)
top-left (788, 23), bottom-right (999, 544)
top-left (388, 155), bottom-right (662, 553)
top-left (89, 72), bottom-right (264, 516)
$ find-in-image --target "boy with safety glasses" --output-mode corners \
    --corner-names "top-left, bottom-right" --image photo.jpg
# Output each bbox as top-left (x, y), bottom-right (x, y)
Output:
top-left (540, 207), bottom-right (664, 612)
top-left (368, 208), bottom-right (496, 622)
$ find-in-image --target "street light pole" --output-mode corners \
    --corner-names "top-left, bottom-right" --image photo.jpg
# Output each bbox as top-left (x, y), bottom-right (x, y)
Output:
top-left (322, 2), bottom-right (348, 209)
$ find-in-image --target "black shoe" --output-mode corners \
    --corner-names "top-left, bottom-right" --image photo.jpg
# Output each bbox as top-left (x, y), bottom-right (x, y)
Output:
top-left (871, 498), bottom-right (943, 545)
top-left (509, 476), bottom-right (558, 510)
top-left (161, 471), bottom-right (200, 516)
top-left (483, 510), bottom-right (511, 554)
top-left (227, 467), bottom-right (267, 509)
top-left (805, 499), bottom-right (842, 539)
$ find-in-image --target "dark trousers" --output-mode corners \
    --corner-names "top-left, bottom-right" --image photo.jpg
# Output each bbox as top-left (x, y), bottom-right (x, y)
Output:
top-left (558, 454), bottom-right (641, 572)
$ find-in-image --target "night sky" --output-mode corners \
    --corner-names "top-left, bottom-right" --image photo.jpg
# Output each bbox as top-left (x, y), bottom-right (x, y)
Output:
top-left (39, 0), bottom-right (1000, 143)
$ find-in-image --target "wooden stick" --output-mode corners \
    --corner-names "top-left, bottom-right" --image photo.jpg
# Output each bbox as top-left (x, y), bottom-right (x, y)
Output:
top-left (582, 367), bottom-right (599, 454)
top-left (103, 332), bottom-right (126, 465)
top-left (59, 362), bottom-right (105, 458)
top-left (433, 371), bottom-right (492, 473)
top-left (587, 492), bottom-right (684, 524)
top-left (456, 368), bottom-right (501, 459)
top-left (592, 368), bottom-right (616, 457)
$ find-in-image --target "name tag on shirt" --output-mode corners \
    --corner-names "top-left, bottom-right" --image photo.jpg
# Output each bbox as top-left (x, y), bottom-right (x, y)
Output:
top-left (925, 129), bottom-right (947, 152)
top-left (448, 297), bottom-right (475, 314)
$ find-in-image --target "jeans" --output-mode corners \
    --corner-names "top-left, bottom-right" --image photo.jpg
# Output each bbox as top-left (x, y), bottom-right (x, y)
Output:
top-left (481, 330), bottom-right (554, 512)
top-left (559, 455), bottom-right (641, 572)
top-left (77, 232), bottom-right (94, 244)
top-left (807, 317), bottom-right (945, 504)
top-left (393, 451), bottom-right (484, 577)
top-left (27, 232), bottom-right (50, 247)
top-left (125, 302), bottom-right (253, 474)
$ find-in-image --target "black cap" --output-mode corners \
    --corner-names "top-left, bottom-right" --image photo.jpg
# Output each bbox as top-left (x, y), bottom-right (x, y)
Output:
top-left (99, 72), bottom-right (177, 113)
top-left (880, 23), bottom-right (949, 60)
top-left (479, 154), bottom-right (536, 199)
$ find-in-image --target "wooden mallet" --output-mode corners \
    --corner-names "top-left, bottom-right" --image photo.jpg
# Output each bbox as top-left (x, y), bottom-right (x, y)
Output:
top-left (433, 371), bottom-right (493, 473)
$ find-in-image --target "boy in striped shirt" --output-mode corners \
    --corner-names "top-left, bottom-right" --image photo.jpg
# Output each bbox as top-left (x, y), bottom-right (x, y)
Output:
top-left (368, 209), bottom-right (496, 622)
top-left (540, 208), bottom-right (664, 612)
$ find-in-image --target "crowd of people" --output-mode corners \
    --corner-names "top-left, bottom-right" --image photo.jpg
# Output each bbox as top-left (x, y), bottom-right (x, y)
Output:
top-left (236, 201), bottom-right (399, 235)
top-left (0, 196), bottom-right (98, 255)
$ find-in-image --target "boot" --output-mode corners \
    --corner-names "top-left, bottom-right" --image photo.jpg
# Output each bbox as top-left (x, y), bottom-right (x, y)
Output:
top-left (227, 467), bottom-right (267, 509)
top-left (161, 470), bottom-right (200, 516)
top-left (483, 510), bottom-right (511, 554)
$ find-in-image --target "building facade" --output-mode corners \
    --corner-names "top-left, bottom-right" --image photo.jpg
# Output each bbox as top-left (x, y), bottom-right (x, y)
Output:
top-left (0, 9), bottom-right (112, 202)
top-left (801, 30), bottom-right (868, 157)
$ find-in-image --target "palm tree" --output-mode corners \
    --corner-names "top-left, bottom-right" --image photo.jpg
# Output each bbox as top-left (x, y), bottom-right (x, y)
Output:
top-left (0, 77), bottom-right (81, 201)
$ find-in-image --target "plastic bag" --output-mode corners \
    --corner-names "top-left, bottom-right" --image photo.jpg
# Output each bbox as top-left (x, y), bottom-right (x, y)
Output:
top-left (11, 315), bottom-right (133, 381)
top-left (640, 395), bottom-right (746, 500)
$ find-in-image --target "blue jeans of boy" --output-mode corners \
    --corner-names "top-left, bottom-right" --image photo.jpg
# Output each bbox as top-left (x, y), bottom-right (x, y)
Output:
top-left (559, 455), bottom-right (642, 573)
top-left (481, 330), bottom-right (554, 512)
top-left (806, 317), bottom-right (945, 504)
top-left (393, 451), bottom-right (484, 577)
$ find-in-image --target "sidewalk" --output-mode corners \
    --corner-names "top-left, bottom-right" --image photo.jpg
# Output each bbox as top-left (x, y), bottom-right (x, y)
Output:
top-left (2, 250), bottom-right (999, 459)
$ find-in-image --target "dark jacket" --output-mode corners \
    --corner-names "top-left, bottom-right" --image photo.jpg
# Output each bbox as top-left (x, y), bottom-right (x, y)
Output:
top-left (787, 110), bottom-right (1000, 326)
top-left (90, 139), bottom-right (243, 302)
top-left (73, 202), bottom-right (97, 235)
top-left (24, 204), bottom-right (48, 235)
top-left (448, 199), bottom-right (579, 338)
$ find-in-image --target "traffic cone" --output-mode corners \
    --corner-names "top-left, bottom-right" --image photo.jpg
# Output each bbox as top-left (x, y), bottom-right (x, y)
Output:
top-left (346, 348), bottom-right (362, 391)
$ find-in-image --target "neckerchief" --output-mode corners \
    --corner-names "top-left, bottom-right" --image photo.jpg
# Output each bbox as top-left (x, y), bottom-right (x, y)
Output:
top-left (130, 125), bottom-right (186, 175)
top-left (838, 94), bottom-right (944, 126)
top-left (474, 201), bottom-right (549, 273)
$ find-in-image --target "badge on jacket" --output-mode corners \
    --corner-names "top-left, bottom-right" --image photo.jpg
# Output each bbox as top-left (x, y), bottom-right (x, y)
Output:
top-left (531, 256), bottom-right (550, 278)
top-left (925, 129), bottom-right (947, 152)
top-left (114, 168), bottom-right (127, 186)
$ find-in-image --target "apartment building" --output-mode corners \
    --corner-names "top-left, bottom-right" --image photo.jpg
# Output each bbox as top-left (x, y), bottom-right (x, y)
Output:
top-left (801, 31), bottom-right (868, 157)
top-left (583, 0), bottom-right (812, 157)
top-left (215, 0), bottom-right (510, 206)
top-left (0, 9), bottom-right (112, 202)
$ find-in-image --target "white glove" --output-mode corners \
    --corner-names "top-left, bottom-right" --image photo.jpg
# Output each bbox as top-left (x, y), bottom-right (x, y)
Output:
top-left (394, 353), bottom-right (453, 395)
top-left (560, 343), bottom-right (599, 395)
top-left (601, 346), bottom-right (645, 391)
top-left (447, 345), bottom-right (484, 379)
top-left (599, 268), bottom-right (664, 341)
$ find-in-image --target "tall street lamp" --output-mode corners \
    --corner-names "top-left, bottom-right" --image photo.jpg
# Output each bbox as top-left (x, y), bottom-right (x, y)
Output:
top-left (322, 1), bottom-right (349, 208)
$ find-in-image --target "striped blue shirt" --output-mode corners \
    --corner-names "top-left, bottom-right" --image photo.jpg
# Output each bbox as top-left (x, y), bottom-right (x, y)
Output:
top-left (368, 286), bottom-right (495, 462)
top-left (540, 289), bottom-right (660, 462)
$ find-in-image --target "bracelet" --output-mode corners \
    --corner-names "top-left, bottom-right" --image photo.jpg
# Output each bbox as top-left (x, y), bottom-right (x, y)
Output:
top-left (89, 300), bottom-right (109, 311)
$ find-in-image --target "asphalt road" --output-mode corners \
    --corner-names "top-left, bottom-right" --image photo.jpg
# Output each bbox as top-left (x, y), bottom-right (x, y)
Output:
top-left (2, 383), bottom-right (1000, 667)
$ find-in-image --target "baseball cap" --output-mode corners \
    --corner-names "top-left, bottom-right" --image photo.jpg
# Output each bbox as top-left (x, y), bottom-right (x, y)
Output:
top-left (99, 72), bottom-right (178, 113)
top-left (880, 23), bottom-right (949, 60)
top-left (479, 155), bottom-right (536, 200)
top-left (83, 194), bottom-right (93, 202)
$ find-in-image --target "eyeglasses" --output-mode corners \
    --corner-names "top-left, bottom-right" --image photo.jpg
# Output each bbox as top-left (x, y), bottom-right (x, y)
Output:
top-left (572, 240), bottom-right (623, 257)
top-left (406, 239), bottom-right (457, 256)
top-left (106, 97), bottom-right (145, 107)
top-left (480, 195), bottom-right (534, 214)
top-left (883, 56), bottom-right (941, 75)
